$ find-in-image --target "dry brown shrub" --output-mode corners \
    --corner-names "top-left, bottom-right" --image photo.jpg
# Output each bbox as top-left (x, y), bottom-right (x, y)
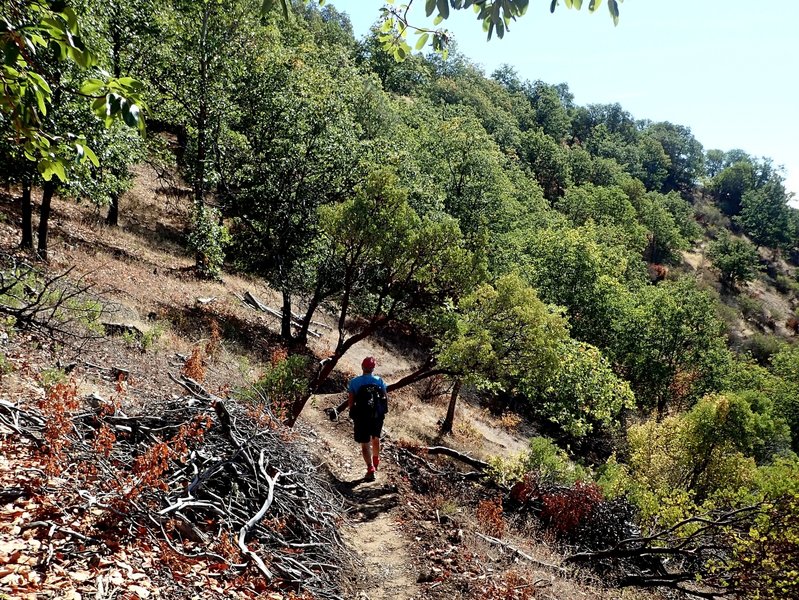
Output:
top-left (476, 494), bottom-right (504, 538)
top-left (205, 318), bottom-right (222, 359)
top-left (479, 570), bottom-right (535, 600)
top-left (37, 377), bottom-right (80, 474)
top-left (499, 411), bottom-right (522, 431)
top-left (454, 420), bottom-right (482, 446)
top-left (93, 424), bottom-right (116, 458)
top-left (182, 345), bottom-right (205, 381)
top-left (270, 346), bottom-right (288, 366)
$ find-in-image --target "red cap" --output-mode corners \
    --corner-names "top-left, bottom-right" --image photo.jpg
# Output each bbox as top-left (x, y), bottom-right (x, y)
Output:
top-left (362, 356), bottom-right (376, 371)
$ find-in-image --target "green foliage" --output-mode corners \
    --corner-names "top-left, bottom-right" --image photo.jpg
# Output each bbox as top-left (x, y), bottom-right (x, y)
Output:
top-left (771, 345), bottom-right (799, 453)
top-left (0, 352), bottom-right (12, 380)
top-left (487, 436), bottom-right (589, 488)
top-left (709, 160), bottom-right (756, 216)
top-left (1, 0), bottom-right (144, 180)
top-left (726, 492), bottom-right (799, 599)
top-left (643, 121), bottom-right (704, 194)
top-left (436, 273), bottom-right (568, 394)
top-left (708, 232), bottom-right (761, 288)
top-left (519, 223), bottom-right (639, 350)
top-left (523, 436), bottom-right (590, 485)
top-left (738, 293), bottom-right (766, 321)
top-left (615, 277), bottom-right (730, 415)
top-left (743, 334), bottom-right (785, 368)
top-left (538, 340), bottom-right (634, 437)
top-left (632, 191), bottom-right (692, 264)
top-left (360, 0), bottom-right (621, 62)
top-left (187, 206), bottom-right (231, 280)
top-left (555, 184), bottom-right (644, 247)
top-left (242, 354), bottom-right (311, 420)
top-left (736, 179), bottom-right (793, 250)
top-left (774, 274), bottom-right (799, 296)
top-left (519, 129), bottom-right (572, 200)
top-left (39, 366), bottom-right (67, 392)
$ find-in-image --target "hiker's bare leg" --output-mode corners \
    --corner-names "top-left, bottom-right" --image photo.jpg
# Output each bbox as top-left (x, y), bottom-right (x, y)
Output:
top-left (361, 442), bottom-right (372, 469)
top-left (371, 437), bottom-right (380, 463)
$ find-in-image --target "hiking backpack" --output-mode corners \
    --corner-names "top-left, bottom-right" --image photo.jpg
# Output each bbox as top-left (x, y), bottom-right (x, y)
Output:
top-left (353, 383), bottom-right (388, 419)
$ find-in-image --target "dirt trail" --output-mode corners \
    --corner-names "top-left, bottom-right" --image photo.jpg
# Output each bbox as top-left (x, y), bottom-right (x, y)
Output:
top-left (300, 394), bottom-right (419, 599)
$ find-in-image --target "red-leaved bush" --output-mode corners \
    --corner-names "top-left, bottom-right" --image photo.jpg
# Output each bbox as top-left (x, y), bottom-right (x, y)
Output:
top-left (541, 481), bottom-right (603, 534)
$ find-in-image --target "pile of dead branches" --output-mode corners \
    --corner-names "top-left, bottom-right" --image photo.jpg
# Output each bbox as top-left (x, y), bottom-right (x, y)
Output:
top-left (0, 373), bottom-right (351, 599)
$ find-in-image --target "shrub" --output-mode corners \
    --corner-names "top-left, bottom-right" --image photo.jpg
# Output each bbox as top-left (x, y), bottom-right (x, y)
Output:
top-left (541, 481), bottom-right (603, 535)
top-left (182, 346), bottom-right (206, 382)
top-left (775, 274), bottom-right (799, 296)
top-left (0, 353), bottom-right (12, 380)
top-left (476, 494), bottom-right (504, 538)
top-left (523, 437), bottom-right (589, 485)
top-left (188, 206), bottom-right (231, 280)
top-left (738, 294), bottom-right (765, 320)
top-left (743, 334), bottom-right (785, 367)
top-left (243, 354), bottom-right (310, 420)
top-left (708, 233), bottom-right (761, 288)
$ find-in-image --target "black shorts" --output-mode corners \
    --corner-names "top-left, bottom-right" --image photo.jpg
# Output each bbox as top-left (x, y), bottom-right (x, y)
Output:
top-left (353, 414), bottom-right (384, 444)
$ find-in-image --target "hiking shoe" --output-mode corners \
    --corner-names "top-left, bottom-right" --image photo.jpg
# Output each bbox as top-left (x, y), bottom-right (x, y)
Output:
top-left (365, 466), bottom-right (376, 482)
top-left (372, 456), bottom-right (380, 471)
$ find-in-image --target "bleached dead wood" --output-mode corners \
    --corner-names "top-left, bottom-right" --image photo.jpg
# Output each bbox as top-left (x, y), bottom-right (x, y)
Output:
top-left (475, 532), bottom-right (568, 573)
top-left (3, 374), bottom-right (350, 600)
top-left (237, 291), bottom-right (323, 337)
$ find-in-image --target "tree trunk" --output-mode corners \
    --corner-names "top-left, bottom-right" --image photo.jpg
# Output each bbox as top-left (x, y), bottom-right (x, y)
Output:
top-left (20, 181), bottom-right (33, 249)
top-left (192, 2), bottom-right (211, 274)
top-left (106, 194), bottom-right (120, 226)
top-left (296, 297), bottom-right (320, 346)
top-left (440, 379), bottom-right (462, 435)
top-left (280, 289), bottom-right (293, 341)
top-left (36, 181), bottom-right (55, 260)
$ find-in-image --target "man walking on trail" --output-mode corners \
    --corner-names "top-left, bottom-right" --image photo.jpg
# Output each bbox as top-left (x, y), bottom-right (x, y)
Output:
top-left (348, 356), bottom-right (388, 482)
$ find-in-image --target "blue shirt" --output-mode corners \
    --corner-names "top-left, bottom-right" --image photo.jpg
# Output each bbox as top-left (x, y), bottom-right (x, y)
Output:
top-left (348, 374), bottom-right (387, 395)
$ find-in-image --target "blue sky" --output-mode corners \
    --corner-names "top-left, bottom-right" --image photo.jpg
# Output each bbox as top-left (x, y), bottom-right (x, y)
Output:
top-left (327, 0), bottom-right (799, 204)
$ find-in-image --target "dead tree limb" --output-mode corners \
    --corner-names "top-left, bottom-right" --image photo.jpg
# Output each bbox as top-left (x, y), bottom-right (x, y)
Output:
top-left (422, 446), bottom-right (490, 471)
top-left (475, 532), bottom-right (568, 573)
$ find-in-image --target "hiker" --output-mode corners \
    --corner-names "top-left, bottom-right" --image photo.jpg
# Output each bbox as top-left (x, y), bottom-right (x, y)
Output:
top-left (348, 356), bottom-right (388, 481)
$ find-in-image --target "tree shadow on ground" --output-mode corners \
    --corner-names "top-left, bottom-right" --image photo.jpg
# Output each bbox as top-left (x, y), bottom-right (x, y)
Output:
top-left (328, 471), bottom-right (400, 522)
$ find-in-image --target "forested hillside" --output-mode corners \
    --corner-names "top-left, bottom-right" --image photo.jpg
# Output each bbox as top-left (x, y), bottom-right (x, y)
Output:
top-left (2, 1), bottom-right (799, 599)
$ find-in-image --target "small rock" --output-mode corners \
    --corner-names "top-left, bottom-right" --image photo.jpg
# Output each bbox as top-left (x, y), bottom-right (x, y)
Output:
top-left (417, 569), bottom-right (436, 583)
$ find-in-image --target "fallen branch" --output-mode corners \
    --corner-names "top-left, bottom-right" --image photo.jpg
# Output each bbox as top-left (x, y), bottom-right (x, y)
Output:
top-left (238, 464), bottom-right (279, 580)
top-left (238, 291), bottom-right (323, 338)
top-left (475, 532), bottom-right (568, 573)
top-left (422, 446), bottom-right (490, 471)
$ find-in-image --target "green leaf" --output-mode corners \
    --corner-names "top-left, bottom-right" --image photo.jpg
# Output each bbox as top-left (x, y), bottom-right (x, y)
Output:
top-left (34, 88), bottom-right (47, 115)
top-left (436, 0), bottom-right (450, 20)
top-left (573, 0), bottom-right (583, 8)
top-left (564, 0), bottom-right (573, 8)
top-left (79, 78), bottom-right (105, 95)
top-left (62, 7), bottom-right (79, 33)
top-left (609, 0), bottom-right (620, 24)
top-left (425, 0), bottom-right (436, 17)
top-left (51, 160), bottom-right (66, 182)
top-left (433, 15), bottom-right (444, 25)
top-left (588, 0), bottom-right (602, 11)
top-left (415, 32), bottom-right (430, 50)
top-left (550, 0), bottom-right (557, 13)
top-left (83, 145), bottom-right (99, 167)
top-left (27, 71), bottom-right (51, 94)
